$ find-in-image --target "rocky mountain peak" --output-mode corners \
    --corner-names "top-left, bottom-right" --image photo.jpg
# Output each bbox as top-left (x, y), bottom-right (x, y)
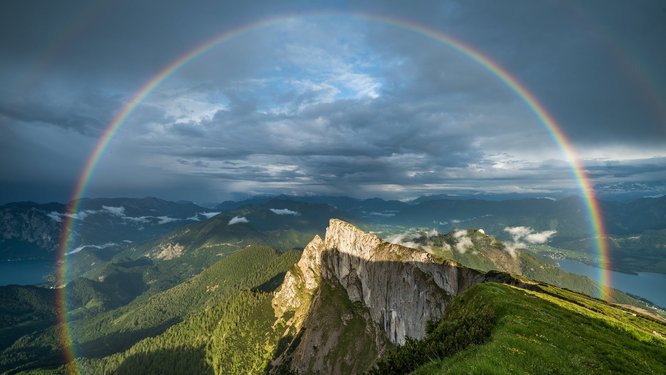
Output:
top-left (271, 219), bottom-right (489, 374)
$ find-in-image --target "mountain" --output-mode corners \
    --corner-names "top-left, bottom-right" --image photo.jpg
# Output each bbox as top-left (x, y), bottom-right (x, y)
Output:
top-left (214, 194), bottom-right (666, 237)
top-left (370, 195), bottom-right (666, 274)
top-left (388, 195), bottom-right (666, 237)
top-left (2, 219), bottom-right (665, 374)
top-left (73, 198), bottom-right (351, 285)
top-left (384, 228), bottom-right (647, 306)
top-left (0, 246), bottom-right (300, 373)
top-left (270, 219), bottom-right (489, 373)
top-left (0, 198), bottom-right (214, 263)
top-left (6, 194), bottom-right (664, 274)
top-left (269, 220), bottom-right (666, 374)
top-left (216, 195), bottom-right (408, 220)
top-left (0, 201), bottom-right (65, 260)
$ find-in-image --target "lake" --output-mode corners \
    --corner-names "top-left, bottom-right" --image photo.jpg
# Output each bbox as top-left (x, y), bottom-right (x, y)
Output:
top-left (0, 259), bottom-right (56, 286)
top-left (558, 258), bottom-right (666, 308)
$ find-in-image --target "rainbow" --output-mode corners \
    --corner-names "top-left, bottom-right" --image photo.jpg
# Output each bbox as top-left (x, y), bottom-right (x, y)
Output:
top-left (55, 13), bottom-right (611, 373)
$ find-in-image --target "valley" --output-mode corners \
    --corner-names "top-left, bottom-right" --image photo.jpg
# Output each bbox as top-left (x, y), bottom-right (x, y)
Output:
top-left (1, 195), bottom-right (665, 374)
top-left (4, 2), bottom-right (665, 373)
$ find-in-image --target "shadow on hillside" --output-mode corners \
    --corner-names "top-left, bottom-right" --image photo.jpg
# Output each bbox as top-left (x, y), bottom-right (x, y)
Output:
top-left (266, 243), bottom-right (544, 373)
top-left (252, 272), bottom-right (287, 293)
top-left (0, 344), bottom-right (65, 374)
top-left (114, 347), bottom-right (213, 375)
top-left (76, 317), bottom-right (181, 358)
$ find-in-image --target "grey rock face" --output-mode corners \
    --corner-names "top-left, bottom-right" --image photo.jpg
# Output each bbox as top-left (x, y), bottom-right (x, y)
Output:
top-left (320, 219), bottom-right (484, 344)
top-left (272, 218), bottom-right (488, 373)
top-left (272, 234), bottom-right (323, 321)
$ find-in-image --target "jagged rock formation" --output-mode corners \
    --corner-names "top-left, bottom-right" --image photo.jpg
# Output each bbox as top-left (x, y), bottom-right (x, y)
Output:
top-left (272, 234), bottom-right (323, 328)
top-left (271, 219), bottom-right (491, 374)
top-left (152, 242), bottom-right (185, 260)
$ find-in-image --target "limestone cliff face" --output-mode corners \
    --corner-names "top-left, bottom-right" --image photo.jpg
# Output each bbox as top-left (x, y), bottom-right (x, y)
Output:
top-left (321, 219), bottom-right (485, 344)
top-left (272, 234), bottom-right (323, 326)
top-left (271, 219), bottom-right (487, 374)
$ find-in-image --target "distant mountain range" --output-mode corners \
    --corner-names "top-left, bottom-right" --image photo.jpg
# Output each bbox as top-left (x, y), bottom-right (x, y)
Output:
top-left (3, 194), bottom-right (665, 269)
top-left (1, 194), bottom-right (665, 374)
top-left (215, 194), bottom-right (666, 235)
top-left (0, 197), bottom-right (215, 261)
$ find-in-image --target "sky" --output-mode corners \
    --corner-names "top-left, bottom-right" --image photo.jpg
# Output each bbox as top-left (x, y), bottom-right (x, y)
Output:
top-left (1, 0), bottom-right (665, 203)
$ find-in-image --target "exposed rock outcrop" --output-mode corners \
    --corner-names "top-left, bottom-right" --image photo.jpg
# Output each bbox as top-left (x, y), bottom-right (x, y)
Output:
top-left (271, 219), bottom-right (489, 374)
top-left (272, 234), bottom-right (323, 327)
top-left (152, 242), bottom-right (184, 260)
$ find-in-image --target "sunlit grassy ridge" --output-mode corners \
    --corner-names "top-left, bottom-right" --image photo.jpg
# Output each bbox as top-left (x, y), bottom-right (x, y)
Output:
top-left (375, 282), bottom-right (666, 374)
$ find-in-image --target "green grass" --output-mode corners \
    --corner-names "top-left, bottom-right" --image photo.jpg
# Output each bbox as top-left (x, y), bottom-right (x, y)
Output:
top-left (77, 290), bottom-right (281, 375)
top-left (411, 283), bottom-right (666, 374)
top-left (1, 246), bottom-right (300, 374)
top-left (319, 280), bottom-right (383, 374)
top-left (271, 277), bottom-right (385, 375)
top-left (72, 245), bottom-right (301, 374)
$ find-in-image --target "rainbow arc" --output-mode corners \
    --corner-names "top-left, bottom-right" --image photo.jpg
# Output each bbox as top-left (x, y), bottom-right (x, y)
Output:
top-left (54, 14), bottom-right (610, 374)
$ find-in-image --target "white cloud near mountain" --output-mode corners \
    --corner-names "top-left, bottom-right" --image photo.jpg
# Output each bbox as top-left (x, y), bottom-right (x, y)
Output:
top-left (228, 216), bottom-right (249, 225)
top-left (503, 226), bottom-right (557, 258)
top-left (200, 211), bottom-right (220, 219)
top-left (452, 230), bottom-right (473, 254)
top-left (270, 208), bottom-right (299, 215)
top-left (46, 206), bottom-right (195, 225)
top-left (102, 205), bottom-right (125, 216)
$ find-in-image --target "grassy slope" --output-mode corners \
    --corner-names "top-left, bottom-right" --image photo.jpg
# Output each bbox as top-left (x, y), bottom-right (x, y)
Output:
top-left (71, 247), bottom-right (300, 374)
top-left (73, 246), bottom-right (299, 354)
top-left (413, 283), bottom-right (666, 374)
top-left (2, 246), bottom-right (299, 374)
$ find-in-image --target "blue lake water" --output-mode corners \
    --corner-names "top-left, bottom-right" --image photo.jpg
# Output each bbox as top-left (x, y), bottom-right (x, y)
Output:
top-left (558, 258), bottom-right (666, 308)
top-left (0, 259), bottom-right (55, 286)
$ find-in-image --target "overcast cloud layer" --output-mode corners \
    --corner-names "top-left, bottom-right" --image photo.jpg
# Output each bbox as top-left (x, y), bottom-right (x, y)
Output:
top-left (1, 0), bottom-right (665, 203)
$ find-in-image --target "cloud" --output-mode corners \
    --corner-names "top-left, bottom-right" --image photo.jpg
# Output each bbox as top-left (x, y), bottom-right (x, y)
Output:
top-left (46, 207), bottom-right (191, 226)
top-left (67, 242), bottom-right (118, 255)
top-left (454, 235), bottom-right (473, 254)
top-left (47, 211), bottom-right (62, 222)
top-left (62, 210), bottom-right (96, 220)
top-left (228, 216), bottom-right (249, 225)
top-left (1, 3), bottom-right (665, 203)
top-left (270, 208), bottom-right (299, 215)
top-left (504, 226), bottom-right (556, 244)
top-left (102, 205), bottom-right (125, 216)
top-left (525, 230), bottom-right (557, 244)
top-left (200, 211), bottom-right (220, 219)
top-left (156, 216), bottom-right (180, 225)
top-left (366, 211), bottom-right (396, 217)
top-left (385, 228), bottom-right (440, 250)
top-left (504, 226), bottom-right (532, 239)
top-left (121, 216), bottom-right (152, 224)
top-left (451, 230), bottom-right (473, 254)
top-left (503, 226), bottom-right (557, 258)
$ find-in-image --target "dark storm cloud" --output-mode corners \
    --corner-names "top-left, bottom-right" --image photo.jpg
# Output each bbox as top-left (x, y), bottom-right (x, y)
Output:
top-left (0, 89), bottom-right (121, 135)
top-left (364, 0), bottom-right (666, 146)
top-left (0, 0), bottom-right (664, 203)
top-left (586, 158), bottom-right (666, 180)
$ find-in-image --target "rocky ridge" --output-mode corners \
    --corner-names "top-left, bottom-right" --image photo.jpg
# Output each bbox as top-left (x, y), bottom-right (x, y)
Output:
top-left (271, 219), bottom-right (495, 374)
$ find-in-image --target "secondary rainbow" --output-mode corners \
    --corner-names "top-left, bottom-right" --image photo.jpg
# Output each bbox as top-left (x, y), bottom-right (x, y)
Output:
top-left (56, 13), bottom-right (611, 373)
